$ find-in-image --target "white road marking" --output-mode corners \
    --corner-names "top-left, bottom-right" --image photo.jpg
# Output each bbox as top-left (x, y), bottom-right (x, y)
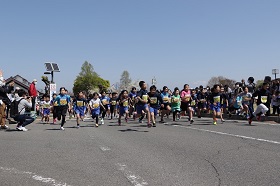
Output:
top-left (0, 167), bottom-right (72, 186)
top-left (200, 117), bottom-right (280, 126)
top-left (172, 125), bottom-right (280, 145)
top-left (116, 163), bottom-right (148, 186)
top-left (100, 146), bottom-right (111, 151)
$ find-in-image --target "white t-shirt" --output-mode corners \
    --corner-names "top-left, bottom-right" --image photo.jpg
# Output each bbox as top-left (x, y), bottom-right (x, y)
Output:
top-left (89, 98), bottom-right (101, 109)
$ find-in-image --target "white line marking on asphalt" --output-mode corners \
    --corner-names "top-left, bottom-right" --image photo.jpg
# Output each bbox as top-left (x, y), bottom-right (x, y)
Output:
top-left (0, 167), bottom-right (72, 186)
top-left (116, 163), bottom-right (148, 186)
top-left (172, 125), bottom-right (280, 145)
top-left (100, 146), bottom-right (111, 151)
top-left (200, 117), bottom-right (280, 126)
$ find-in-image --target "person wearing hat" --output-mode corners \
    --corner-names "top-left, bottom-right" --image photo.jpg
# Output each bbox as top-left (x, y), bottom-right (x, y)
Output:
top-left (28, 79), bottom-right (38, 111)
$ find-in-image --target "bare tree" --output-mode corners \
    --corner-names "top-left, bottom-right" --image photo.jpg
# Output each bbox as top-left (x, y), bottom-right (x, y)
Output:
top-left (207, 76), bottom-right (236, 88)
top-left (120, 70), bottom-right (132, 91)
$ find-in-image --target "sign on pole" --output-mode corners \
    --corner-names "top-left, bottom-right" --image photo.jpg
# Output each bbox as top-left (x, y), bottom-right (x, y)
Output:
top-left (50, 83), bottom-right (56, 101)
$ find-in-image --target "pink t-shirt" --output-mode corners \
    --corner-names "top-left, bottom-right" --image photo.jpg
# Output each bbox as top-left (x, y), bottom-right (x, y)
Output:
top-left (180, 90), bottom-right (191, 103)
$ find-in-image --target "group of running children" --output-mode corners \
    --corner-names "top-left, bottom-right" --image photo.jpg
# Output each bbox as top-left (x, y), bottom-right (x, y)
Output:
top-left (37, 78), bottom-right (278, 130)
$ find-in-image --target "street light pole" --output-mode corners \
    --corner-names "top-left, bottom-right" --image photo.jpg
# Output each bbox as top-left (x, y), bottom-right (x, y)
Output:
top-left (272, 69), bottom-right (279, 80)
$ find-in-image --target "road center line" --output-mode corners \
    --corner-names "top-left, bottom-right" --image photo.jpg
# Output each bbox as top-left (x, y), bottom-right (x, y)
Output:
top-left (172, 125), bottom-right (280, 145)
top-left (0, 166), bottom-right (72, 186)
top-left (116, 163), bottom-right (148, 186)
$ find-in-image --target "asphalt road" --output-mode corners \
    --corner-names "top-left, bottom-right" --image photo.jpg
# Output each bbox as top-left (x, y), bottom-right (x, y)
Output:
top-left (0, 116), bottom-right (280, 186)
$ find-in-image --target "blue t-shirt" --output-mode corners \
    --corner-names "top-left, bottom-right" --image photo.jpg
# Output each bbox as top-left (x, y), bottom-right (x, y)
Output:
top-left (100, 96), bottom-right (110, 106)
top-left (161, 92), bottom-right (170, 104)
top-left (54, 94), bottom-right (71, 106)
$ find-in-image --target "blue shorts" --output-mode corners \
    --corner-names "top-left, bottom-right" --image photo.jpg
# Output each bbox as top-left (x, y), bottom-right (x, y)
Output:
top-left (136, 104), bottom-right (148, 114)
top-left (119, 106), bottom-right (129, 116)
top-left (75, 107), bottom-right (85, 116)
top-left (43, 108), bottom-right (50, 116)
top-left (210, 104), bottom-right (221, 113)
top-left (149, 107), bottom-right (158, 116)
top-left (91, 108), bottom-right (100, 116)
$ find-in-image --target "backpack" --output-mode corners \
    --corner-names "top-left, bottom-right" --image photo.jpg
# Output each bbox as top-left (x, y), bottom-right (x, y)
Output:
top-left (10, 98), bottom-right (24, 119)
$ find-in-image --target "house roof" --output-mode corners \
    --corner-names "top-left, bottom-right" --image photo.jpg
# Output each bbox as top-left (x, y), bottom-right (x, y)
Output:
top-left (5, 75), bottom-right (31, 90)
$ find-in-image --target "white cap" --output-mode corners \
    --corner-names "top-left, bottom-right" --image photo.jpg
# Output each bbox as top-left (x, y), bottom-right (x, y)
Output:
top-left (33, 79), bottom-right (37, 82)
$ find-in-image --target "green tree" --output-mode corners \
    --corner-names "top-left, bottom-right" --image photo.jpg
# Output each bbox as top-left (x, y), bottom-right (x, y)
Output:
top-left (119, 70), bottom-right (132, 90)
top-left (73, 61), bottom-right (110, 95)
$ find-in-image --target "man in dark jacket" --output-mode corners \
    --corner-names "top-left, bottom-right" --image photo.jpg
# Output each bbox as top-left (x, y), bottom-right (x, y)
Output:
top-left (248, 82), bottom-right (271, 125)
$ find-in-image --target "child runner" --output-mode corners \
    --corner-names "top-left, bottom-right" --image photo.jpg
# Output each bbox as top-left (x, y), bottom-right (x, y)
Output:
top-left (100, 90), bottom-right (110, 125)
top-left (148, 85), bottom-right (163, 127)
top-left (117, 90), bottom-right (131, 125)
top-left (220, 87), bottom-right (228, 122)
top-left (129, 87), bottom-right (137, 119)
top-left (160, 86), bottom-right (171, 123)
top-left (51, 93), bottom-right (58, 124)
top-left (180, 84), bottom-right (192, 122)
top-left (239, 86), bottom-right (252, 118)
top-left (41, 95), bottom-right (51, 124)
top-left (248, 83), bottom-right (271, 125)
top-left (89, 92), bottom-right (105, 127)
top-left (189, 89), bottom-right (197, 124)
top-left (136, 81), bottom-right (151, 127)
top-left (53, 87), bottom-right (71, 130)
top-left (208, 84), bottom-right (222, 125)
top-left (171, 87), bottom-right (181, 121)
top-left (197, 88), bottom-right (207, 118)
top-left (109, 92), bottom-right (118, 119)
top-left (73, 91), bottom-right (87, 128)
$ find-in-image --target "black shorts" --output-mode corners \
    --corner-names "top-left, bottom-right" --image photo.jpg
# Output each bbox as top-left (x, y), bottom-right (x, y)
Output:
top-left (57, 105), bottom-right (68, 119)
top-left (180, 102), bottom-right (190, 111)
top-left (161, 103), bottom-right (171, 110)
top-left (110, 105), bottom-right (116, 113)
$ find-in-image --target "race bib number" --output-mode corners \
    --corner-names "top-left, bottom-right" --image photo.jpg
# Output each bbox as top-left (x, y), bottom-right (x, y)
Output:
top-left (142, 95), bottom-right (148, 102)
top-left (102, 99), bottom-right (108, 105)
top-left (173, 98), bottom-right (180, 103)
top-left (213, 96), bottom-right (220, 103)
top-left (111, 101), bottom-right (116, 106)
top-left (191, 100), bottom-right (196, 106)
top-left (123, 100), bottom-right (128, 107)
top-left (184, 96), bottom-right (190, 102)
top-left (44, 104), bottom-right (50, 108)
top-left (60, 99), bottom-right (67, 105)
top-left (150, 97), bottom-right (157, 104)
top-left (93, 103), bottom-right (99, 108)
top-left (77, 101), bottom-right (83, 107)
top-left (261, 96), bottom-right (267, 103)
top-left (163, 96), bottom-right (169, 102)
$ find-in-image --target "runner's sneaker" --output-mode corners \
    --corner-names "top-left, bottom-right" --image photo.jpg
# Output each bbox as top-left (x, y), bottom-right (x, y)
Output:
top-left (256, 115), bottom-right (261, 121)
top-left (221, 119), bottom-right (225, 123)
top-left (213, 120), bottom-right (217, 125)
top-left (152, 123), bottom-right (156, 127)
top-left (139, 119), bottom-right (143, 123)
top-left (101, 119), bottom-right (104, 125)
top-left (248, 117), bottom-right (252, 125)
top-left (16, 126), bottom-right (28, 131)
top-left (95, 124), bottom-right (99, 127)
top-left (60, 127), bottom-right (65, 131)
top-left (77, 124), bottom-right (80, 129)
top-left (190, 119), bottom-right (194, 124)
top-left (1, 125), bottom-right (9, 129)
top-left (125, 117), bottom-right (128, 123)
top-left (147, 123), bottom-right (152, 128)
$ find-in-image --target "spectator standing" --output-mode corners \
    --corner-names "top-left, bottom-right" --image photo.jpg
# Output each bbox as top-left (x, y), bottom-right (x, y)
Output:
top-left (28, 79), bottom-right (38, 111)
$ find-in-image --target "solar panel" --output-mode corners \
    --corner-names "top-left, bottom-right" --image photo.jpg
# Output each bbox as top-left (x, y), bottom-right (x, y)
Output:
top-left (52, 63), bottom-right (60, 72)
top-left (45, 63), bottom-right (53, 71)
top-left (44, 62), bottom-right (60, 72)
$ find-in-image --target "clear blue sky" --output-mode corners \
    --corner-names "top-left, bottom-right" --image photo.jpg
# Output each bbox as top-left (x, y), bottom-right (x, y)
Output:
top-left (1, 0), bottom-right (280, 92)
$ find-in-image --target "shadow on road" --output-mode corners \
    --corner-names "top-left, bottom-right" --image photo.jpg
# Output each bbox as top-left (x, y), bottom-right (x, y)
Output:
top-left (118, 128), bottom-right (149, 133)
